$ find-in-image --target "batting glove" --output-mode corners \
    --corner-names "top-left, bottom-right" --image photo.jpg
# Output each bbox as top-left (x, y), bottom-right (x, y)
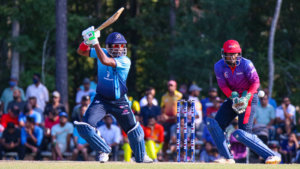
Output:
top-left (82, 26), bottom-right (100, 46)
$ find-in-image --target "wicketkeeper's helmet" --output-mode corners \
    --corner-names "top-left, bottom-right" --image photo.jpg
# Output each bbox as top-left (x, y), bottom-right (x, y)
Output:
top-left (221, 40), bottom-right (242, 66)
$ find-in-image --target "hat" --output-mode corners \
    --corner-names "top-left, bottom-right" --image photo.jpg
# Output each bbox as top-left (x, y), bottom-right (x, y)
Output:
top-left (59, 112), bottom-right (68, 118)
top-left (168, 80), bottom-right (177, 86)
top-left (52, 91), bottom-right (60, 97)
top-left (10, 76), bottom-right (18, 81)
top-left (209, 87), bottom-right (217, 92)
top-left (81, 95), bottom-right (90, 101)
top-left (83, 78), bottom-right (90, 84)
top-left (189, 84), bottom-right (202, 92)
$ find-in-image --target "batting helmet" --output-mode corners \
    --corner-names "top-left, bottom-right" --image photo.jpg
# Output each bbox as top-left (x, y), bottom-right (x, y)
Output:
top-left (105, 32), bottom-right (127, 57)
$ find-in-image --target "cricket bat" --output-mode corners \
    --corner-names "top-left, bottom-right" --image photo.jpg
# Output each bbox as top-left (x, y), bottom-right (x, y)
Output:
top-left (95, 7), bottom-right (124, 31)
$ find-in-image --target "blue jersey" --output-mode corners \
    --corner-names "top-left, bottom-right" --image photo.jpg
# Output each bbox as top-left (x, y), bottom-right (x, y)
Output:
top-left (90, 48), bottom-right (130, 100)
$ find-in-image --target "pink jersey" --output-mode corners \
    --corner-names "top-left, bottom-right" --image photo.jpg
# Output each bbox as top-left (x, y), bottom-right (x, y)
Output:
top-left (214, 58), bottom-right (260, 98)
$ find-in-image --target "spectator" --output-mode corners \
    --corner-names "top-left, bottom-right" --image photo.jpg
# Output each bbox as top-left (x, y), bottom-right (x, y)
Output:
top-left (206, 97), bottom-right (222, 118)
top-left (44, 91), bottom-right (66, 118)
top-left (25, 73), bottom-right (49, 111)
top-left (19, 103), bottom-right (42, 127)
top-left (128, 96), bottom-right (141, 114)
top-left (1, 106), bottom-right (20, 128)
top-left (97, 115), bottom-right (122, 161)
top-left (0, 123), bottom-right (21, 159)
top-left (28, 96), bottom-right (43, 115)
top-left (229, 121), bottom-right (247, 163)
top-left (7, 89), bottom-right (26, 113)
top-left (72, 95), bottom-right (90, 122)
top-left (280, 133), bottom-right (299, 163)
top-left (1, 76), bottom-right (25, 114)
top-left (140, 93), bottom-right (161, 126)
top-left (51, 112), bottom-right (73, 160)
top-left (72, 106), bottom-right (89, 161)
top-left (275, 96), bottom-right (296, 125)
top-left (268, 141), bottom-right (282, 159)
top-left (178, 84), bottom-right (189, 100)
top-left (20, 117), bottom-right (43, 160)
top-left (142, 116), bottom-right (164, 161)
top-left (263, 88), bottom-right (277, 109)
top-left (139, 87), bottom-right (158, 108)
top-left (41, 109), bottom-right (60, 151)
top-left (200, 141), bottom-right (220, 162)
top-left (79, 75), bottom-right (97, 91)
top-left (255, 94), bottom-right (276, 126)
top-left (159, 80), bottom-right (182, 158)
top-left (201, 87), bottom-right (218, 121)
top-left (188, 84), bottom-right (203, 125)
top-left (75, 78), bottom-right (95, 104)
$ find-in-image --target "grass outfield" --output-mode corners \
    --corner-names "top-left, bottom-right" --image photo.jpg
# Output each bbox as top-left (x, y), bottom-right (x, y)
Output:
top-left (0, 161), bottom-right (299, 169)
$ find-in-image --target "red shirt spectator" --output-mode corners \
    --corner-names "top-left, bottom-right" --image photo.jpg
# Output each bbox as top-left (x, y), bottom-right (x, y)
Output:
top-left (1, 109), bottom-right (19, 128)
top-left (142, 118), bottom-right (164, 143)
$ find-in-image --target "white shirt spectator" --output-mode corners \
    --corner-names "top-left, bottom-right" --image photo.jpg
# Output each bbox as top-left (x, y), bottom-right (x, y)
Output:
top-left (139, 96), bottom-right (158, 108)
top-left (276, 104), bottom-right (296, 123)
top-left (26, 83), bottom-right (49, 111)
top-left (76, 89), bottom-right (95, 104)
top-left (188, 95), bottom-right (202, 125)
top-left (97, 124), bottom-right (122, 145)
top-left (51, 122), bottom-right (74, 151)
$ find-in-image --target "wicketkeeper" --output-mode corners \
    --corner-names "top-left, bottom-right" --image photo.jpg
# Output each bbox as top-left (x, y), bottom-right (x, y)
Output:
top-left (206, 40), bottom-right (281, 164)
top-left (74, 26), bottom-right (152, 163)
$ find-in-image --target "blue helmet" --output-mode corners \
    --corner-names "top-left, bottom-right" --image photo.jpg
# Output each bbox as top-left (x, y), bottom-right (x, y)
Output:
top-left (105, 32), bottom-right (127, 57)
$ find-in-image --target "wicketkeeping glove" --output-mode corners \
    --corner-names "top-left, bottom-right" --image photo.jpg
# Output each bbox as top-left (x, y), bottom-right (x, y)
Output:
top-left (232, 91), bottom-right (251, 114)
top-left (82, 26), bottom-right (100, 46)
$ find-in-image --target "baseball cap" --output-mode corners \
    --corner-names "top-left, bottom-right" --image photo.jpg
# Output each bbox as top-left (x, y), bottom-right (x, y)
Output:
top-left (81, 95), bottom-right (90, 101)
top-left (52, 91), bottom-right (60, 97)
top-left (59, 112), bottom-right (68, 118)
top-left (189, 84), bottom-right (202, 92)
top-left (83, 78), bottom-right (90, 84)
top-left (209, 87), bottom-right (217, 92)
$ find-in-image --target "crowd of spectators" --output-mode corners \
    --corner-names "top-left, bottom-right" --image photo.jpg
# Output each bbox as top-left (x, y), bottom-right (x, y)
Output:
top-left (0, 74), bottom-right (300, 163)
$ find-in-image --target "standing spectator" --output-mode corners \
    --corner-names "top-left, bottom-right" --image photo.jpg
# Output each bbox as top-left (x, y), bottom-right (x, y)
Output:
top-left (139, 87), bottom-right (158, 108)
top-left (19, 103), bottom-right (42, 127)
top-left (201, 87), bottom-right (218, 121)
top-left (159, 80), bottom-right (182, 157)
top-left (275, 96), bottom-right (296, 125)
top-left (206, 97), bottom-right (222, 118)
top-left (97, 115), bottom-right (122, 161)
top-left (263, 88), bottom-right (277, 109)
top-left (51, 112), bottom-right (73, 160)
top-left (178, 84), bottom-right (189, 100)
top-left (7, 89), bottom-right (26, 113)
top-left (25, 73), bottom-right (49, 111)
top-left (140, 93), bottom-right (161, 126)
top-left (20, 117), bottom-right (43, 160)
top-left (188, 84), bottom-right (203, 124)
top-left (1, 106), bottom-right (20, 128)
top-left (75, 78), bottom-right (95, 104)
top-left (1, 76), bottom-right (25, 114)
top-left (72, 95), bottom-right (90, 122)
top-left (28, 96), bottom-right (43, 115)
top-left (44, 91), bottom-right (66, 118)
top-left (0, 123), bottom-right (21, 159)
top-left (142, 116), bottom-right (164, 161)
top-left (255, 94), bottom-right (276, 126)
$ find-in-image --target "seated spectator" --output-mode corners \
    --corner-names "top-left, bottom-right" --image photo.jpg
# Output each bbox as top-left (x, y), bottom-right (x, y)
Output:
top-left (188, 84), bottom-right (203, 126)
top-left (279, 133), bottom-right (299, 163)
top-left (28, 96), bottom-right (43, 116)
top-left (19, 103), bottom-right (42, 127)
top-left (41, 109), bottom-right (60, 151)
top-left (72, 107), bottom-right (89, 161)
top-left (140, 93), bottom-right (161, 126)
top-left (0, 123), bottom-right (21, 159)
top-left (139, 87), bottom-right (158, 108)
top-left (263, 88), bottom-right (277, 109)
top-left (229, 120), bottom-right (246, 163)
top-left (44, 91), bottom-right (66, 118)
top-left (275, 96), bottom-right (296, 125)
top-left (7, 89), bottom-right (26, 114)
top-left (268, 141), bottom-right (282, 159)
top-left (178, 84), bottom-right (189, 100)
top-left (255, 94), bottom-right (276, 126)
top-left (201, 87), bottom-right (218, 121)
top-left (200, 141), bottom-right (219, 162)
top-left (20, 117), bottom-right (43, 160)
top-left (72, 95), bottom-right (90, 122)
top-left (75, 78), bottom-right (95, 105)
top-left (97, 115), bottom-right (122, 161)
top-left (142, 116), bottom-right (164, 161)
top-left (51, 112), bottom-right (73, 160)
top-left (1, 76), bottom-right (25, 114)
top-left (206, 97), bottom-right (222, 118)
top-left (1, 106), bottom-right (20, 128)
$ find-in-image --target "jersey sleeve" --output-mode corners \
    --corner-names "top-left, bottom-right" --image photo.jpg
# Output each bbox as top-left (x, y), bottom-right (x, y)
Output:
top-left (244, 61), bottom-right (260, 95)
top-left (89, 48), bottom-right (97, 58)
top-left (114, 56), bottom-right (131, 71)
top-left (214, 63), bottom-right (232, 98)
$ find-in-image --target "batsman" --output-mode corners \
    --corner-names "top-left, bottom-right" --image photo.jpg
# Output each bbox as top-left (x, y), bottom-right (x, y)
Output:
top-left (206, 40), bottom-right (281, 164)
top-left (73, 26), bottom-right (152, 163)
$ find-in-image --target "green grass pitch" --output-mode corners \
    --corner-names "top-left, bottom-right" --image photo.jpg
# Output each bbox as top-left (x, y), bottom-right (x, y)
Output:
top-left (0, 161), bottom-right (299, 169)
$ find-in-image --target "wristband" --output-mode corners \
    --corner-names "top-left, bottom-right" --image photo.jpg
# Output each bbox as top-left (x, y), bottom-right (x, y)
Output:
top-left (79, 42), bottom-right (90, 51)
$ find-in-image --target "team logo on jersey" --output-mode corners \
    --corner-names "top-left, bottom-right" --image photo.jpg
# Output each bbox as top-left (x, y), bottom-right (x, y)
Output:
top-left (236, 72), bottom-right (243, 75)
top-left (224, 72), bottom-right (229, 78)
top-left (106, 70), bottom-right (110, 78)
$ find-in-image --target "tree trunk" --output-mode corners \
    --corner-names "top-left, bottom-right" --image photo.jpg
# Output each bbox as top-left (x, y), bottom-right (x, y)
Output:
top-left (268, 0), bottom-right (282, 98)
top-left (55, 0), bottom-right (68, 112)
top-left (11, 20), bottom-right (20, 80)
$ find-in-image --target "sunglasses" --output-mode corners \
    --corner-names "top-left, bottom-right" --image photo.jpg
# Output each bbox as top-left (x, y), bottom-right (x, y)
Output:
top-left (109, 44), bottom-right (126, 48)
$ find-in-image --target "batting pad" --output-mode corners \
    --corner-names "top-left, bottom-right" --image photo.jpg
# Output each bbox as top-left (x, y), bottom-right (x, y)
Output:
top-left (206, 118), bottom-right (232, 159)
top-left (127, 122), bottom-right (145, 163)
top-left (233, 129), bottom-right (275, 159)
top-left (74, 121), bottom-right (111, 153)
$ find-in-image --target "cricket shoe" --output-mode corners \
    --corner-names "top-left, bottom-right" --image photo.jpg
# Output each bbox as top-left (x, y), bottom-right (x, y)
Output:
top-left (265, 156), bottom-right (281, 164)
top-left (213, 158), bottom-right (235, 164)
top-left (98, 152), bottom-right (109, 163)
top-left (131, 155), bottom-right (153, 163)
